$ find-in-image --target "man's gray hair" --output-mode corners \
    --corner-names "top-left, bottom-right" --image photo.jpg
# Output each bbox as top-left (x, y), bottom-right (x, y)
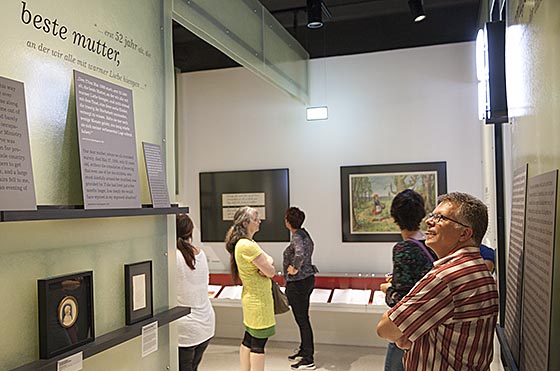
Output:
top-left (438, 192), bottom-right (488, 246)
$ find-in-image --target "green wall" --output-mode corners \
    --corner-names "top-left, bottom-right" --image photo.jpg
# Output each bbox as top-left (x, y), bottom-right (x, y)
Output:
top-left (0, 0), bottom-right (176, 369)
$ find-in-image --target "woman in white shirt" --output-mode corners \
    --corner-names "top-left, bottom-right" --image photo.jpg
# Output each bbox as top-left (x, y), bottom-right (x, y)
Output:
top-left (176, 214), bottom-right (215, 371)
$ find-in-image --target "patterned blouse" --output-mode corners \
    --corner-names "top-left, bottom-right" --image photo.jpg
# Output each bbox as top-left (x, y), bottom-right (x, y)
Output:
top-left (385, 239), bottom-right (437, 307)
top-left (282, 228), bottom-right (318, 282)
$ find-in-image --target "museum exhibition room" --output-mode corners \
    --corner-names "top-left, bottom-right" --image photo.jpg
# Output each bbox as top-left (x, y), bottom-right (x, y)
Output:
top-left (1, 0), bottom-right (559, 370)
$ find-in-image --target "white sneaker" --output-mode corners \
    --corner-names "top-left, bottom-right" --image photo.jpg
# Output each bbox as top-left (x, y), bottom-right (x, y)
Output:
top-left (291, 360), bottom-right (316, 370)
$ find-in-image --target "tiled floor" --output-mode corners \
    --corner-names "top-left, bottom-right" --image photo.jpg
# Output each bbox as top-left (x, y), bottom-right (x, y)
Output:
top-left (199, 337), bottom-right (505, 371)
top-left (200, 337), bottom-right (387, 371)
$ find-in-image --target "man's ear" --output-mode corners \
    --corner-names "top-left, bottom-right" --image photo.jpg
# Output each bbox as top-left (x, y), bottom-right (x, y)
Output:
top-left (458, 227), bottom-right (473, 242)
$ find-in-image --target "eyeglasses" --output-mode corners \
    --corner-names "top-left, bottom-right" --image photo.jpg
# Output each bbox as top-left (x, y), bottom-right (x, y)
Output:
top-left (427, 212), bottom-right (471, 228)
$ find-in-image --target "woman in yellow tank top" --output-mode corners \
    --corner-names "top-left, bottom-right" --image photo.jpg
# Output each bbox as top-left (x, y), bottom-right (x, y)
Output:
top-left (225, 206), bottom-right (276, 371)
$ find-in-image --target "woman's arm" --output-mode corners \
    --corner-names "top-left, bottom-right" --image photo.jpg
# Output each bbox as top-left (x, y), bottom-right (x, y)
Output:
top-left (253, 253), bottom-right (275, 278)
top-left (289, 233), bottom-right (305, 272)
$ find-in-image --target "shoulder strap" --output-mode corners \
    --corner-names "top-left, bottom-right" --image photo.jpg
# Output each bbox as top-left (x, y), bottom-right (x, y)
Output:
top-left (407, 238), bottom-right (435, 263)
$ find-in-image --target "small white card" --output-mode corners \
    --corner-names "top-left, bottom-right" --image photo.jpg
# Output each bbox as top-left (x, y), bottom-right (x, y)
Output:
top-left (57, 352), bottom-right (83, 371)
top-left (331, 289), bottom-right (372, 305)
top-left (142, 321), bottom-right (158, 357)
top-left (208, 285), bottom-right (222, 298)
top-left (132, 273), bottom-right (147, 311)
top-left (372, 290), bottom-right (387, 305)
top-left (310, 288), bottom-right (332, 303)
top-left (217, 285), bottom-right (243, 299)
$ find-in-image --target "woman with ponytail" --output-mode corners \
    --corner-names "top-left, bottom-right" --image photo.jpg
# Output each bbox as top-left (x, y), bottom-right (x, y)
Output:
top-left (176, 214), bottom-right (215, 371)
top-left (225, 206), bottom-right (276, 371)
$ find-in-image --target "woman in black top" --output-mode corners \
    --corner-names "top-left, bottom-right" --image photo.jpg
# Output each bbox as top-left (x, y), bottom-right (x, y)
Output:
top-left (283, 207), bottom-right (318, 370)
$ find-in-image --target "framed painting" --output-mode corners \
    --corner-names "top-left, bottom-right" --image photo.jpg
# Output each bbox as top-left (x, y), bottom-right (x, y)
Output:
top-left (124, 260), bottom-right (153, 325)
top-left (38, 271), bottom-right (94, 359)
top-left (341, 161), bottom-right (447, 242)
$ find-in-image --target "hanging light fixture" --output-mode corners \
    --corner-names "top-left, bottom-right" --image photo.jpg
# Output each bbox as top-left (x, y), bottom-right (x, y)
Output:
top-left (408, 0), bottom-right (427, 22)
top-left (307, 0), bottom-right (323, 29)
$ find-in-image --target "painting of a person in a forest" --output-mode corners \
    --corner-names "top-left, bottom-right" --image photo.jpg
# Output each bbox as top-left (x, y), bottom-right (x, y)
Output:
top-left (349, 171), bottom-right (438, 234)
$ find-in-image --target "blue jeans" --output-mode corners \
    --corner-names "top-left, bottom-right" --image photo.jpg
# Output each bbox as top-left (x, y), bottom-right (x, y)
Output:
top-left (384, 342), bottom-right (404, 371)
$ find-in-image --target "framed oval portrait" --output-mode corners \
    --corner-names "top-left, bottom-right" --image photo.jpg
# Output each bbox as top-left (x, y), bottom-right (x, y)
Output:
top-left (38, 271), bottom-right (94, 359)
top-left (57, 295), bottom-right (79, 328)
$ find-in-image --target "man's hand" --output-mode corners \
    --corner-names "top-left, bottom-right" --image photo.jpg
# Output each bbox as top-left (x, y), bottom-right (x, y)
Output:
top-left (396, 335), bottom-right (412, 350)
top-left (377, 311), bottom-right (405, 342)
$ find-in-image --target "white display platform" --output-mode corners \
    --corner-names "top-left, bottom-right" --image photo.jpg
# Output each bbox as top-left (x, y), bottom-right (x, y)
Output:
top-left (211, 291), bottom-right (389, 347)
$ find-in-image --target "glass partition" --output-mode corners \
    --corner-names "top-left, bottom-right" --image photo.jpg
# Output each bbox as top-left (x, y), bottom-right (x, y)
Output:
top-left (173, 0), bottom-right (309, 103)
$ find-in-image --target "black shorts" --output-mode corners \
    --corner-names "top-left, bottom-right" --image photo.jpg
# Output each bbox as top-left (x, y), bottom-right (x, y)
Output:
top-left (241, 331), bottom-right (269, 354)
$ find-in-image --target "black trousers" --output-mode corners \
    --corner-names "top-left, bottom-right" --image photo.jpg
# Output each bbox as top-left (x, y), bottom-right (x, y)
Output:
top-left (179, 338), bottom-right (211, 371)
top-left (286, 275), bottom-right (315, 362)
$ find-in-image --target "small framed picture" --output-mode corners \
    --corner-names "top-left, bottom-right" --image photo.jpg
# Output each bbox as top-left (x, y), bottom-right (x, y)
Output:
top-left (124, 260), bottom-right (153, 325)
top-left (38, 271), bottom-right (94, 359)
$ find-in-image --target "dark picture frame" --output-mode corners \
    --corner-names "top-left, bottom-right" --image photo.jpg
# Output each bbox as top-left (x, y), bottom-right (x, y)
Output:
top-left (38, 271), bottom-right (94, 359)
top-left (199, 168), bottom-right (290, 242)
top-left (124, 260), bottom-right (153, 325)
top-left (341, 161), bottom-right (447, 242)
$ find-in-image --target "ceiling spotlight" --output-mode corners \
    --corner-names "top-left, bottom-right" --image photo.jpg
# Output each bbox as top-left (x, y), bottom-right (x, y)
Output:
top-left (408, 0), bottom-right (427, 22)
top-left (307, 0), bottom-right (323, 29)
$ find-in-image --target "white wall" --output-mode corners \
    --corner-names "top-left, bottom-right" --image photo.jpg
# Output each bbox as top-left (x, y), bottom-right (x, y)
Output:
top-left (176, 42), bottom-right (483, 274)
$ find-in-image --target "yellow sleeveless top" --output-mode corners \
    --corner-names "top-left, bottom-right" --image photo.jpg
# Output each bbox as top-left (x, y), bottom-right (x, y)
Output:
top-left (234, 238), bottom-right (275, 337)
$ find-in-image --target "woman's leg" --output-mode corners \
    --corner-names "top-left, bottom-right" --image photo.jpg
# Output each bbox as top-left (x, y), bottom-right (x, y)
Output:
top-left (241, 331), bottom-right (268, 371)
top-left (240, 332), bottom-right (253, 371)
top-left (178, 346), bottom-right (196, 371)
top-left (250, 352), bottom-right (265, 371)
top-left (286, 276), bottom-right (315, 362)
top-left (240, 344), bottom-right (251, 371)
top-left (249, 335), bottom-right (268, 371)
top-left (191, 338), bottom-right (211, 371)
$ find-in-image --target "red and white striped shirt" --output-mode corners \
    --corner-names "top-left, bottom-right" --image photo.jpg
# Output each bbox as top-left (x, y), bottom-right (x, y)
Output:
top-left (389, 246), bottom-right (498, 371)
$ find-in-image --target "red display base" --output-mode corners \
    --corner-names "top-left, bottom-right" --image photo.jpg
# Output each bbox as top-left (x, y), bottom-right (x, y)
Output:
top-left (210, 273), bottom-right (385, 290)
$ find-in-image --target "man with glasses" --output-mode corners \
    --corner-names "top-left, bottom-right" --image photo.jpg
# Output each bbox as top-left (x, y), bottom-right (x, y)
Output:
top-left (376, 192), bottom-right (499, 371)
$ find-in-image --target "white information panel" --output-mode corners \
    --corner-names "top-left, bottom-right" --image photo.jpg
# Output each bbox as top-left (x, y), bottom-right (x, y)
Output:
top-left (141, 321), bottom-right (158, 358)
top-left (221, 192), bottom-right (266, 220)
top-left (142, 142), bottom-right (170, 208)
top-left (520, 170), bottom-right (557, 371)
top-left (504, 164), bottom-right (527, 365)
top-left (74, 70), bottom-right (140, 209)
top-left (0, 75), bottom-right (36, 211)
top-left (222, 206), bottom-right (266, 221)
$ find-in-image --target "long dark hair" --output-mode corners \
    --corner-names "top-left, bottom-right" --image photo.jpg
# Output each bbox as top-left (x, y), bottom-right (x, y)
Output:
top-left (224, 206), bottom-right (257, 284)
top-left (177, 214), bottom-right (196, 270)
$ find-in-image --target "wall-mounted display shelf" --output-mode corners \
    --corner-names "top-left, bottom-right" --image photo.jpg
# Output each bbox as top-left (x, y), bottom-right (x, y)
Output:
top-left (1, 204), bottom-right (189, 222)
top-left (11, 306), bottom-right (190, 371)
